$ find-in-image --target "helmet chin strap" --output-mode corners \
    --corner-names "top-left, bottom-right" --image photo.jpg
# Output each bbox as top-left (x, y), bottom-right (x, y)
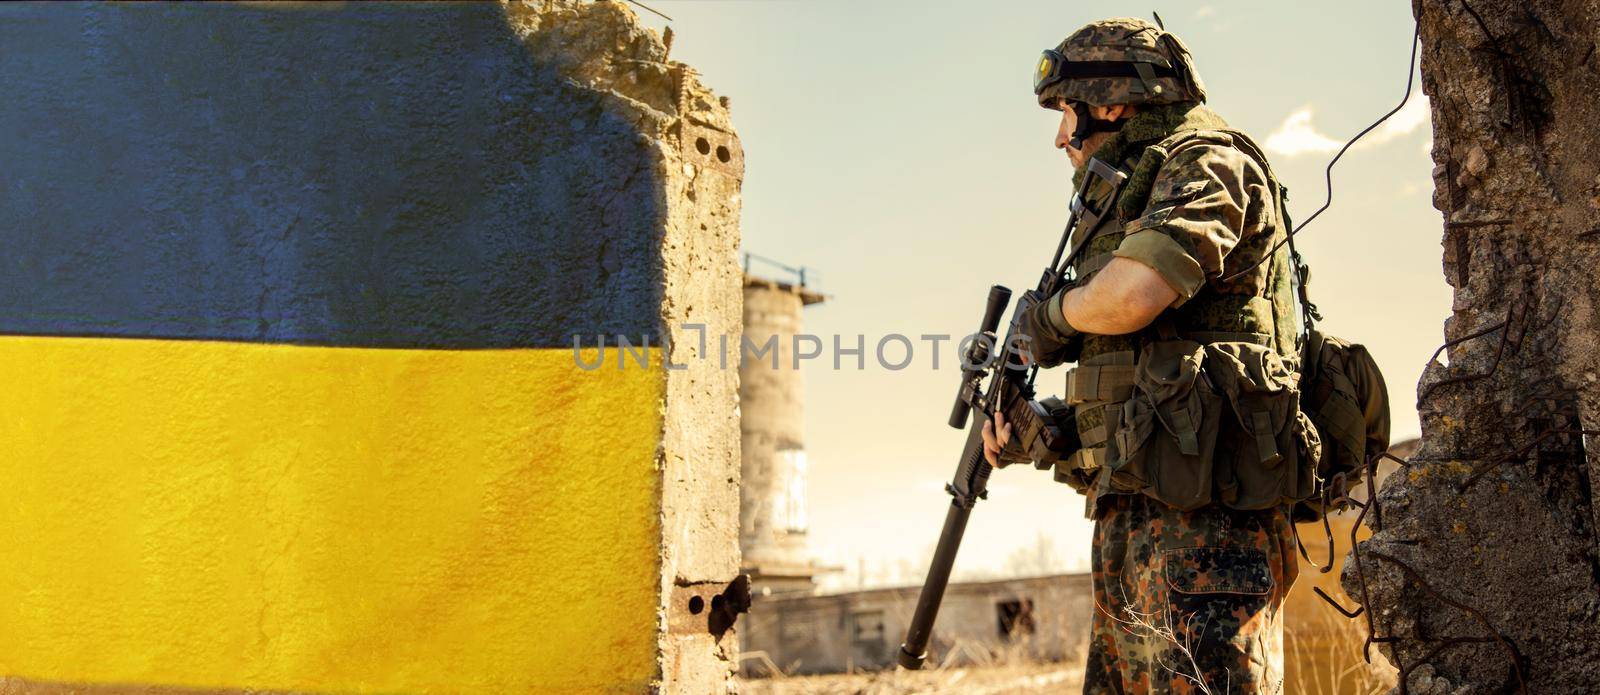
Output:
top-left (1068, 101), bottom-right (1130, 150)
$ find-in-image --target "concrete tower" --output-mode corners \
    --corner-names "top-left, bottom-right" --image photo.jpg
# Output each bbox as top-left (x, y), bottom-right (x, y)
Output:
top-left (739, 258), bottom-right (825, 596)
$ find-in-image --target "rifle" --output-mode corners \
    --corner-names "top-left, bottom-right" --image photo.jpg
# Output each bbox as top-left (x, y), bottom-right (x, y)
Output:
top-left (896, 158), bottom-right (1128, 669)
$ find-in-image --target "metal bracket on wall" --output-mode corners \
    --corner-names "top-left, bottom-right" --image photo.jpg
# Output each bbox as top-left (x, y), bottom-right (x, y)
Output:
top-left (677, 121), bottom-right (744, 178)
top-left (669, 574), bottom-right (751, 640)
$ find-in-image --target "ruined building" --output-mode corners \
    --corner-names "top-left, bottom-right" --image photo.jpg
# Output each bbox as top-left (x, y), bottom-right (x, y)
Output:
top-left (1349, 1), bottom-right (1600, 692)
top-left (739, 260), bottom-right (828, 596)
top-left (741, 572), bottom-right (1095, 675)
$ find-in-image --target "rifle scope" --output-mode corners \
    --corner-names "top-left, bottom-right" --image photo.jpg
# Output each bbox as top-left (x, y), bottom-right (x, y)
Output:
top-left (947, 285), bottom-right (1013, 429)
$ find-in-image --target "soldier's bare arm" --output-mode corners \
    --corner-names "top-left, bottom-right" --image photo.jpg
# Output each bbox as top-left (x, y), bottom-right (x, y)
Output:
top-left (1058, 258), bottom-right (1180, 335)
top-left (1047, 139), bottom-right (1257, 337)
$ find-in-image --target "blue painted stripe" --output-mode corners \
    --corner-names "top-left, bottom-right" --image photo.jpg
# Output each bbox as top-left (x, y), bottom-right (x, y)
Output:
top-left (0, 2), bottom-right (663, 348)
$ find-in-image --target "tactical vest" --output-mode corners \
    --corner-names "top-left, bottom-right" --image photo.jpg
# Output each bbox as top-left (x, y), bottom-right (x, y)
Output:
top-left (1053, 107), bottom-right (1321, 517)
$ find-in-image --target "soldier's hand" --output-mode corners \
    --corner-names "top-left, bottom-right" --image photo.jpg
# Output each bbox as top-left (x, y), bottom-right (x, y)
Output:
top-left (981, 411), bottom-right (1013, 468)
top-left (1016, 288), bottom-right (1079, 369)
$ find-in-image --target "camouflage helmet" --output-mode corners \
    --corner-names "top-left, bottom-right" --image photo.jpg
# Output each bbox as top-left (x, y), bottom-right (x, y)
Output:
top-left (1034, 17), bottom-right (1206, 109)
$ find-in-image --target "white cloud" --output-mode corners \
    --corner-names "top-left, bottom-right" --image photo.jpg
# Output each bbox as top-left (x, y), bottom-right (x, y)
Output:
top-left (1264, 108), bottom-right (1344, 156)
top-left (1195, 6), bottom-right (1215, 18)
top-left (1265, 93), bottom-right (1432, 158)
top-left (1372, 95), bottom-right (1431, 142)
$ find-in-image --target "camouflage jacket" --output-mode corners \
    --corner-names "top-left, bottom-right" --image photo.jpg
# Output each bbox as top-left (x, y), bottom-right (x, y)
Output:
top-left (1050, 102), bottom-right (1311, 515)
top-left (1073, 102), bottom-right (1294, 354)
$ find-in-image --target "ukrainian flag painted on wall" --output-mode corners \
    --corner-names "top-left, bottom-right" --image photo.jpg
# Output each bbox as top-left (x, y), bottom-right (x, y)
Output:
top-left (0, 3), bottom-right (671, 693)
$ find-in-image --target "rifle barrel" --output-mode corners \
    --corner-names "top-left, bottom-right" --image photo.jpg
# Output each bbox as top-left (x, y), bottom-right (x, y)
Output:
top-left (897, 501), bottom-right (971, 669)
top-left (899, 422), bottom-right (990, 668)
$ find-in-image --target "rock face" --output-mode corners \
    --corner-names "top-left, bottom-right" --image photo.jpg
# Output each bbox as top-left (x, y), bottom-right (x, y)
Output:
top-left (1346, 1), bottom-right (1600, 692)
top-left (0, 1), bottom-right (742, 693)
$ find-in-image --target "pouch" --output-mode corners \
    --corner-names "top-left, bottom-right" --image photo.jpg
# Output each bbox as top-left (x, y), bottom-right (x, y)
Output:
top-left (1201, 341), bottom-right (1320, 510)
top-left (1110, 339), bottom-right (1224, 510)
top-left (1163, 546), bottom-right (1274, 596)
top-left (1112, 339), bottom-right (1320, 511)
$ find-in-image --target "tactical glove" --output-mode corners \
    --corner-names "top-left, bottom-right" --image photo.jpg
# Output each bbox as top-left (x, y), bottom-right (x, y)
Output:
top-left (1012, 396), bottom-right (1079, 466)
top-left (1017, 286), bottom-right (1082, 368)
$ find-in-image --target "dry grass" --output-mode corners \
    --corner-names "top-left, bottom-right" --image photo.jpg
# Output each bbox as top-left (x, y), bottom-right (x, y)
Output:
top-left (739, 627), bottom-right (1090, 695)
top-left (1285, 602), bottom-right (1398, 695)
top-left (736, 660), bottom-right (1084, 695)
top-left (743, 515), bottom-right (1397, 693)
top-left (739, 611), bottom-right (1392, 695)
top-left (1106, 602), bottom-right (1221, 694)
top-left (1283, 516), bottom-right (1400, 695)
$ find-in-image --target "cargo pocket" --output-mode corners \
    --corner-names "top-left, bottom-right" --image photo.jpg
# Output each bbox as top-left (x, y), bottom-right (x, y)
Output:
top-left (1163, 546), bottom-right (1274, 596)
top-left (1111, 339), bottom-right (1223, 510)
top-left (1203, 342), bottom-right (1320, 509)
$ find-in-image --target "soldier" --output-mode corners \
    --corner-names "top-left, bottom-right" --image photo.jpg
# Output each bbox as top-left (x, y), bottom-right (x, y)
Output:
top-left (981, 17), bottom-right (1318, 694)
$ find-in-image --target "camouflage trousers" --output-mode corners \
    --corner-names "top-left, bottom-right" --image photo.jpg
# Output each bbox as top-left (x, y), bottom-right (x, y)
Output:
top-left (1083, 494), bottom-right (1298, 694)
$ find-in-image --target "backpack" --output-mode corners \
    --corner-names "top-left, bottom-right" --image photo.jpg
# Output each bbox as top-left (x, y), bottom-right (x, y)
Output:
top-left (1292, 329), bottom-right (1391, 521)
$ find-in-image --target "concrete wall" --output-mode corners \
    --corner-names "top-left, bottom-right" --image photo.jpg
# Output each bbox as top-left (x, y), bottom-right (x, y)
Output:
top-left (742, 574), bottom-right (1094, 675)
top-left (0, 2), bottom-right (741, 693)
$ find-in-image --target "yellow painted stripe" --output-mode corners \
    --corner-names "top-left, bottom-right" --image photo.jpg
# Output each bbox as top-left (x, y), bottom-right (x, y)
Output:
top-left (0, 336), bottom-right (663, 694)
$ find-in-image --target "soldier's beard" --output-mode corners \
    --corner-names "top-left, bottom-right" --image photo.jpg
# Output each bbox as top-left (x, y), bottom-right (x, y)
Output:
top-left (1068, 131), bottom-right (1115, 171)
top-left (1067, 147), bottom-right (1089, 170)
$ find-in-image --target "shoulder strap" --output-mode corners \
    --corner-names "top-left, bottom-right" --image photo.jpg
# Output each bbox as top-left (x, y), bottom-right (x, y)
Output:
top-left (1212, 130), bottom-right (1319, 338)
top-left (1062, 157), bottom-right (1131, 277)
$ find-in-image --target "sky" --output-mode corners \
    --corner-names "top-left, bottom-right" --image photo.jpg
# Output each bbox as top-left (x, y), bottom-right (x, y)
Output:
top-left (637, 1), bottom-right (1446, 591)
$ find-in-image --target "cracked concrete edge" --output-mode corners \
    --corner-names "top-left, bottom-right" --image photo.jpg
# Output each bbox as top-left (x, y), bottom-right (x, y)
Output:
top-left (653, 38), bottom-right (744, 695)
top-left (500, 2), bottom-right (746, 691)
